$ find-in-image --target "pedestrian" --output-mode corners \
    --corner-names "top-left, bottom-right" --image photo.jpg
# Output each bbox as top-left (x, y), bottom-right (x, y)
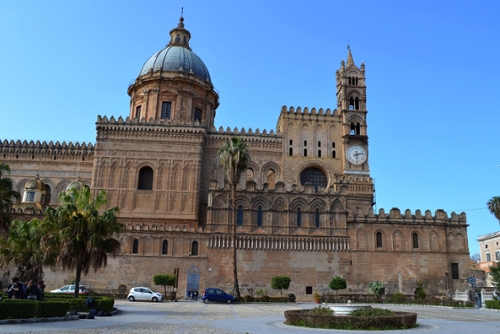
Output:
top-left (37, 280), bottom-right (46, 301)
top-left (193, 289), bottom-right (198, 300)
top-left (26, 280), bottom-right (40, 300)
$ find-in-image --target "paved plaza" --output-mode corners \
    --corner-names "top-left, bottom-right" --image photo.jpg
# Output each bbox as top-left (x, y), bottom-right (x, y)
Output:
top-left (0, 300), bottom-right (499, 334)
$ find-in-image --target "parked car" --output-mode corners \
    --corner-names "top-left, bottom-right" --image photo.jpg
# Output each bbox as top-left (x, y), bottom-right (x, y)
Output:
top-left (50, 285), bottom-right (88, 294)
top-left (201, 288), bottom-right (235, 304)
top-left (127, 287), bottom-right (163, 302)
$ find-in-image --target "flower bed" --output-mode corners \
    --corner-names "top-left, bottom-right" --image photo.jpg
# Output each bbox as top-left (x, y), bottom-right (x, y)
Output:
top-left (284, 309), bottom-right (417, 330)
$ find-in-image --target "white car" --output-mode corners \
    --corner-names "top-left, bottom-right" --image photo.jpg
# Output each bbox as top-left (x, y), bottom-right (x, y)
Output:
top-left (127, 287), bottom-right (163, 302)
top-left (50, 285), bottom-right (88, 294)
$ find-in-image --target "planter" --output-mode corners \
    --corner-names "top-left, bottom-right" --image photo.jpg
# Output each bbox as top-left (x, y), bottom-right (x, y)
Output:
top-left (315, 299), bottom-right (321, 304)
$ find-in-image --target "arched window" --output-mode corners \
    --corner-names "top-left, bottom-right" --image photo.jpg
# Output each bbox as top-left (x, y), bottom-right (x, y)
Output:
top-left (376, 232), bottom-right (383, 248)
top-left (356, 123), bottom-right (361, 135)
top-left (318, 141), bottom-right (321, 147)
top-left (191, 241), bottom-right (198, 256)
top-left (266, 169), bottom-right (275, 189)
top-left (162, 240), bottom-right (168, 254)
top-left (412, 232), bottom-right (419, 249)
top-left (300, 167), bottom-right (327, 192)
top-left (257, 206), bottom-right (263, 227)
top-left (194, 108), bottom-right (202, 122)
top-left (132, 239), bottom-right (139, 254)
top-left (297, 208), bottom-right (302, 227)
top-left (315, 208), bottom-right (320, 228)
top-left (332, 150), bottom-right (336, 158)
top-left (318, 150), bottom-right (321, 158)
top-left (237, 205), bottom-right (243, 226)
top-left (289, 147), bottom-right (293, 156)
top-left (175, 34), bottom-right (181, 43)
top-left (136, 105), bottom-right (141, 119)
top-left (349, 97), bottom-right (354, 109)
top-left (44, 185), bottom-right (51, 206)
top-left (355, 97), bottom-right (360, 110)
top-left (304, 149), bottom-right (307, 157)
top-left (138, 166), bottom-right (153, 190)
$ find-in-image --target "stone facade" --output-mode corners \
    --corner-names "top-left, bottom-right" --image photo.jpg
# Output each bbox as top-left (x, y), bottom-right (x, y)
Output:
top-left (0, 17), bottom-right (470, 300)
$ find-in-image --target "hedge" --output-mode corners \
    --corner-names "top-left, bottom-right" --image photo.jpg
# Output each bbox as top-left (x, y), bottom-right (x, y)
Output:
top-left (284, 309), bottom-right (417, 330)
top-left (485, 300), bottom-right (500, 309)
top-left (0, 296), bottom-right (114, 320)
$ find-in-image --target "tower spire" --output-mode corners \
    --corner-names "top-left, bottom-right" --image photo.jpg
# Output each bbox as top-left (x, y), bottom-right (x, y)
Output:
top-left (347, 44), bottom-right (355, 67)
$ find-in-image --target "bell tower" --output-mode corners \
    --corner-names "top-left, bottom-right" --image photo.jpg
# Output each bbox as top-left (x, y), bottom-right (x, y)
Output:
top-left (336, 47), bottom-right (370, 176)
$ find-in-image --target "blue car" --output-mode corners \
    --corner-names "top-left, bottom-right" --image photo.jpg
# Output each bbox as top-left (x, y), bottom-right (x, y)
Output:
top-left (201, 288), bottom-right (235, 304)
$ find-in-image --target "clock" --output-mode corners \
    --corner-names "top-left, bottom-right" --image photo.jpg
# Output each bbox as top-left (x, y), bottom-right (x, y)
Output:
top-left (346, 145), bottom-right (367, 165)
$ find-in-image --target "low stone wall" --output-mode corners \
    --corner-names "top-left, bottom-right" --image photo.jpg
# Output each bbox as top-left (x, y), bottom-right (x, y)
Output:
top-left (284, 309), bottom-right (417, 330)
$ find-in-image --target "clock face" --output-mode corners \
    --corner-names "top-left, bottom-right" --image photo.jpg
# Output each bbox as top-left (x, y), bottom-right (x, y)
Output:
top-left (346, 145), bottom-right (367, 165)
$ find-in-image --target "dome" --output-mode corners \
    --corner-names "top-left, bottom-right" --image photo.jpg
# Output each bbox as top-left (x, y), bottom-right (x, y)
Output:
top-left (67, 178), bottom-right (85, 191)
top-left (138, 17), bottom-right (211, 83)
top-left (24, 176), bottom-right (44, 191)
top-left (139, 46), bottom-right (211, 82)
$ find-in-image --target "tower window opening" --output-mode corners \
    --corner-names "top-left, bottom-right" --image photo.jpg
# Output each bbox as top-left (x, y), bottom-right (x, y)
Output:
top-left (138, 166), bottom-right (153, 190)
top-left (136, 105), bottom-right (142, 119)
top-left (257, 206), bottom-right (263, 227)
top-left (412, 232), bottom-right (419, 249)
top-left (332, 150), bottom-right (336, 158)
top-left (356, 123), bottom-right (361, 135)
top-left (376, 232), bottom-right (383, 248)
top-left (297, 208), bottom-right (301, 227)
top-left (191, 241), bottom-right (198, 256)
top-left (304, 140), bottom-right (307, 146)
top-left (132, 239), bottom-right (139, 254)
top-left (289, 148), bottom-right (293, 156)
top-left (350, 123), bottom-right (356, 135)
top-left (289, 139), bottom-right (293, 145)
top-left (237, 205), bottom-right (243, 226)
top-left (161, 101), bottom-right (172, 119)
top-left (332, 142), bottom-right (335, 148)
top-left (162, 240), bottom-right (168, 254)
top-left (451, 263), bottom-right (459, 279)
top-left (318, 141), bottom-right (321, 147)
top-left (304, 149), bottom-right (307, 157)
top-left (355, 97), bottom-right (360, 110)
top-left (318, 150), bottom-right (321, 158)
top-left (194, 108), bottom-right (202, 122)
top-left (175, 34), bottom-right (181, 43)
top-left (349, 97), bottom-right (354, 110)
top-left (315, 208), bottom-right (320, 228)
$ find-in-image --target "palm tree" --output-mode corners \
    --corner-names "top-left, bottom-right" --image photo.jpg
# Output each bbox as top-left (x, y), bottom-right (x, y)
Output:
top-left (0, 218), bottom-right (46, 283)
top-left (218, 137), bottom-right (250, 298)
top-left (43, 186), bottom-right (123, 297)
top-left (0, 162), bottom-right (21, 231)
top-left (488, 196), bottom-right (500, 223)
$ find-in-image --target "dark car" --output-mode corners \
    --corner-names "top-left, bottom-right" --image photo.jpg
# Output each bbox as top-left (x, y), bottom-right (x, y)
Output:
top-left (201, 288), bottom-right (235, 304)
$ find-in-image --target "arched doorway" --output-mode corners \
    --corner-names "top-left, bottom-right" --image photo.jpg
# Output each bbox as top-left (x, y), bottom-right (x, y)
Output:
top-left (186, 265), bottom-right (200, 297)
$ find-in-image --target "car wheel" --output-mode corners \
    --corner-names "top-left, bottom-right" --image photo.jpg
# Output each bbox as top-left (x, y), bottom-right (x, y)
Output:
top-left (152, 297), bottom-right (158, 302)
top-left (226, 298), bottom-right (233, 304)
top-left (128, 296), bottom-right (135, 302)
top-left (203, 298), bottom-right (209, 304)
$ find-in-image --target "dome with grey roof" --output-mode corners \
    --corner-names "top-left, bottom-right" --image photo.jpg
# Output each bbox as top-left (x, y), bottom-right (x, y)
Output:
top-left (138, 17), bottom-right (211, 83)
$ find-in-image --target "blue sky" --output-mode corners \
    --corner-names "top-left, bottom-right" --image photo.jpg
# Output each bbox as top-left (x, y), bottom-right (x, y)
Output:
top-left (1, 0), bottom-right (499, 256)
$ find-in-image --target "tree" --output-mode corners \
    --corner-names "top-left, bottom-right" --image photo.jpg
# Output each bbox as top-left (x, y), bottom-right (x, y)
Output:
top-left (488, 196), bottom-right (500, 224)
top-left (271, 276), bottom-right (291, 297)
top-left (368, 280), bottom-right (385, 300)
top-left (329, 276), bottom-right (347, 295)
top-left (153, 273), bottom-right (176, 297)
top-left (43, 187), bottom-right (123, 297)
top-left (218, 137), bottom-right (250, 299)
top-left (0, 218), bottom-right (46, 283)
top-left (489, 262), bottom-right (500, 293)
top-left (0, 162), bottom-right (21, 232)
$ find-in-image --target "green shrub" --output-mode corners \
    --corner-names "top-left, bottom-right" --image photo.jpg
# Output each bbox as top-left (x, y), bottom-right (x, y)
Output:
top-left (329, 276), bottom-right (347, 294)
top-left (415, 281), bottom-right (426, 300)
top-left (390, 292), bottom-right (407, 303)
top-left (350, 307), bottom-right (394, 317)
top-left (242, 295), bottom-right (254, 302)
top-left (486, 300), bottom-right (500, 309)
top-left (255, 288), bottom-right (268, 297)
top-left (36, 301), bottom-right (68, 318)
top-left (271, 276), bottom-right (291, 297)
top-left (307, 305), bottom-right (334, 315)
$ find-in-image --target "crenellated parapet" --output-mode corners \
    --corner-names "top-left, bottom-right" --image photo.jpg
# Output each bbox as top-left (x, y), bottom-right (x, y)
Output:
top-left (96, 115), bottom-right (207, 140)
top-left (0, 139), bottom-right (94, 161)
top-left (206, 130), bottom-right (282, 151)
top-left (277, 105), bottom-right (339, 133)
top-left (350, 207), bottom-right (467, 226)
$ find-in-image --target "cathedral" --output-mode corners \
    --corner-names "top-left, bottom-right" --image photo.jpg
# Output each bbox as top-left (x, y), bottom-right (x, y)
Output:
top-left (1, 17), bottom-right (470, 300)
